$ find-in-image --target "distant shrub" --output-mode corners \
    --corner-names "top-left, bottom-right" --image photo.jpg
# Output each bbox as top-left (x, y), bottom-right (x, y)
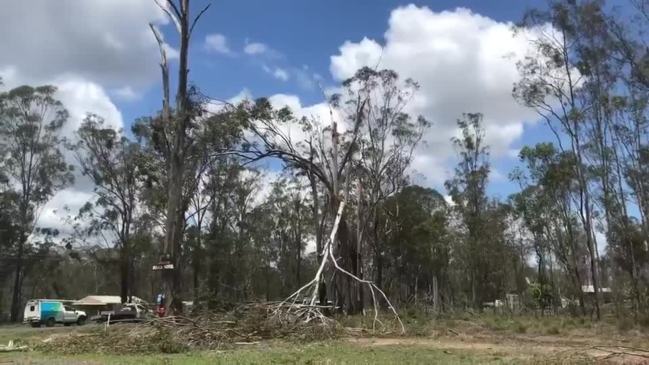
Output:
top-left (561, 319), bottom-right (576, 328)
top-left (617, 318), bottom-right (634, 333)
top-left (515, 322), bottom-right (527, 334)
top-left (638, 315), bottom-right (649, 329)
top-left (545, 326), bottom-right (560, 335)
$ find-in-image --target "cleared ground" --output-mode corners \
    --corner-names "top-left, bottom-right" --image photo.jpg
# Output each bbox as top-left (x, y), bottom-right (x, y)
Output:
top-left (1, 315), bottom-right (649, 364)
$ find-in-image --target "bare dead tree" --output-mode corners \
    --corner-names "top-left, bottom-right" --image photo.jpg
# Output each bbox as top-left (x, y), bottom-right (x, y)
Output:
top-left (150, 0), bottom-right (210, 314)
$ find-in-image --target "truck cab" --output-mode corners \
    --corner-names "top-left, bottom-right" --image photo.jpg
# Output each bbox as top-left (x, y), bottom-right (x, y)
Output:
top-left (23, 299), bottom-right (86, 327)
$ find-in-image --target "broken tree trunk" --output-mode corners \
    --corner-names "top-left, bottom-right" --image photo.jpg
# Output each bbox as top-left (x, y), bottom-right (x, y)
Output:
top-left (275, 201), bottom-right (405, 334)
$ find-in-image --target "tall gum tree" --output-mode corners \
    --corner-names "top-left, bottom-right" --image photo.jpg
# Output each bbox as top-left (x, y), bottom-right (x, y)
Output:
top-left (0, 85), bottom-right (74, 321)
top-left (72, 115), bottom-right (142, 304)
top-left (514, 1), bottom-right (603, 318)
top-left (148, 0), bottom-right (211, 313)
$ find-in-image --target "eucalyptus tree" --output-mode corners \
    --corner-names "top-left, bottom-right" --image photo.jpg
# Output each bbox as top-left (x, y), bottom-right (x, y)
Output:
top-left (379, 185), bottom-right (448, 308)
top-left (352, 69), bottom-right (429, 291)
top-left (72, 115), bottom-right (142, 304)
top-left (241, 67), bottom-right (425, 314)
top-left (606, 8), bottom-right (649, 310)
top-left (445, 113), bottom-right (490, 308)
top-left (514, 2), bottom-right (603, 318)
top-left (511, 143), bottom-right (588, 313)
top-left (266, 177), bottom-right (313, 293)
top-left (0, 85), bottom-right (74, 321)
top-left (147, 0), bottom-right (212, 313)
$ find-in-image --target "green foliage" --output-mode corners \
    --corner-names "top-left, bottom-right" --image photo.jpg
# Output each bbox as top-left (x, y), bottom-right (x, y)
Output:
top-left (379, 185), bottom-right (449, 302)
top-left (545, 326), bottom-right (560, 335)
top-left (0, 84), bottom-right (74, 320)
top-left (515, 322), bottom-right (527, 334)
top-left (0, 85), bottom-right (74, 208)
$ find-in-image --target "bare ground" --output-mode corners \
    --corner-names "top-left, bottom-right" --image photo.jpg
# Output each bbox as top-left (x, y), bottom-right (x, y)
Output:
top-left (349, 331), bottom-right (649, 364)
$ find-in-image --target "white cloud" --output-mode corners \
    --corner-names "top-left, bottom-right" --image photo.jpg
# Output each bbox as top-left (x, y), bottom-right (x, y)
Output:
top-left (330, 37), bottom-right (383, 81)
top-left (229, 89), bottom-right (253, 104)
top-left (262, 65), bottom-right (290, 82)
top-left (55, 78), bottom-right (124, 135)
top-left (35, 188), bottom-right (94, 233)
top-left (330, 5), bottom-right (541, 186)
top-left (273, 68), bottom-right (290, 81)
top-left (204, 33), bottom-right (232, 55)
top-left (163, 43), bottom-right (180, 60)
top-left (0, 0), bottom-right (168, 89)
top-left (244, 42), bottom-right (269, 55)
top-left (113, 86), bottom-right (141, 101)
top-left (268, 94), bottom-right (302, 111)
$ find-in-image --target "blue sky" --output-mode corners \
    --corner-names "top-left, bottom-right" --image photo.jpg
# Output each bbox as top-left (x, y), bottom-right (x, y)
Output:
top-left (121, 0), bottom-right (545, 105)
top-left (115, 0), bottom-right (551, 200)
top-left (0, 0), bottom-right (579, 227)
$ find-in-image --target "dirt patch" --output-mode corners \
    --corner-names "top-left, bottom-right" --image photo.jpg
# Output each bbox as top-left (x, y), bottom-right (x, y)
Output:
top-left (347, 332), bottom-right (649, 364)
top-left (348, 336), bottom-right (560, 360)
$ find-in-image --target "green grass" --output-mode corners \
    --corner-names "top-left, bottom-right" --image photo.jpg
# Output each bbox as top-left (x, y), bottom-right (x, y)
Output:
top-left (1, 341), bottom-right (513, 365)
top-left (0, 323), bottom-right (96, 344)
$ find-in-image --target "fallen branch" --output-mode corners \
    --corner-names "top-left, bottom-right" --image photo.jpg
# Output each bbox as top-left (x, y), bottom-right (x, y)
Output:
top-left (0, 340), bottom-right (28, 352)
top-left (274, 200), bottom-right (405, 334)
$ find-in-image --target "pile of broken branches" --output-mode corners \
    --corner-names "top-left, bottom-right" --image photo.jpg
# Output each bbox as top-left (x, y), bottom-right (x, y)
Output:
top-left (37, 302), bottom-right (340, 355)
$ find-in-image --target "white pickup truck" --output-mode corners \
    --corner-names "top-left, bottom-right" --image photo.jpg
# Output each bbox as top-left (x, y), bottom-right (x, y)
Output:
top-left (23, 299), bottom-right (87, 327)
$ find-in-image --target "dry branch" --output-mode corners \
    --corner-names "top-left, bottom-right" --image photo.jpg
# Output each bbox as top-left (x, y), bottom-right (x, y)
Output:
top-left (274, 200), bottom-right (405, 334)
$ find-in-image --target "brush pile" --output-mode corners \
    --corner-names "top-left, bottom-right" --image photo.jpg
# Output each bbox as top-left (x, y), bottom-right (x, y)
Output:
top-left (37, 302), bottom-right (341, 355)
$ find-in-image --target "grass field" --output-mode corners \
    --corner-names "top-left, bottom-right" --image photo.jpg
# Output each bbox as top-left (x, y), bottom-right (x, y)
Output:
top-left (1, 341), bottom-right (515, 365)
top-left (1, 314), bottom-right (649, 364)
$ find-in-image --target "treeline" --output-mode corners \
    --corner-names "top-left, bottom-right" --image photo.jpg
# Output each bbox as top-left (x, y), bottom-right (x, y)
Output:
top-left (2, 0), bottom-right (649, 322)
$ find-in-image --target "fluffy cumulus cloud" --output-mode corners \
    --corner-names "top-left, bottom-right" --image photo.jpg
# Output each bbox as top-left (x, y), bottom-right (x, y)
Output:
top-left (0, 0), bottom-right (163, 233)
top-left (0, 0), bottom-right (168, 89)
top-left (204, 33), bottom-right (233, 55)
top-left (222, 6), bottom-right (543, 191)
top-left (330, 5), bottom-right (541, 185)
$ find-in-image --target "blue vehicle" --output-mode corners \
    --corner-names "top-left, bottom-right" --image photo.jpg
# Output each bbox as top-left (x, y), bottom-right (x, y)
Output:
top-left (23, 299), bottom-right (86, 327)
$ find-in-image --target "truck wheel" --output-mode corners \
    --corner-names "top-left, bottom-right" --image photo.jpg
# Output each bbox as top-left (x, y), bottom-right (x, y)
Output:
top-left (77, 316), bottom-right (86, 326)
top-left (30, 322), bottom-right (41, 328)
top-left (45, 318), bottom-right (55, 327)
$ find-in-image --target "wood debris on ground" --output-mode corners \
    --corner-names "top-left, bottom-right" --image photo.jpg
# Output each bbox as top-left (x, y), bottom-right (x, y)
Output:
top-left (35, 302), bottom-right (341, 355)
top-left (0, 340), bottom-right (28, 352)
